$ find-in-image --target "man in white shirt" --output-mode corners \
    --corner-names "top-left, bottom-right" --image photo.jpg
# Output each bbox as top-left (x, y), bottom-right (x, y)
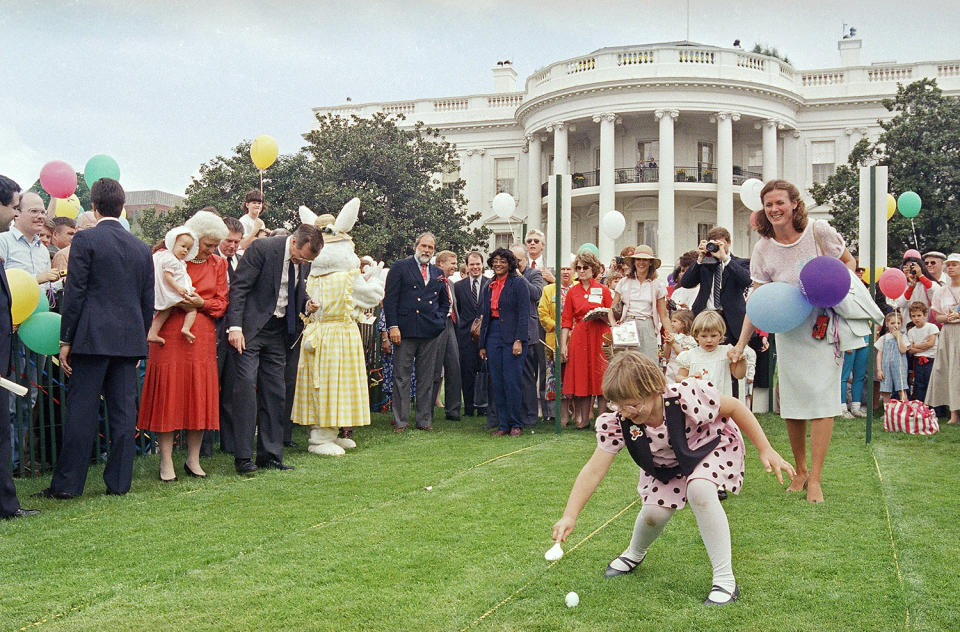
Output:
top-left (238, 189), bottom-right (266, 249)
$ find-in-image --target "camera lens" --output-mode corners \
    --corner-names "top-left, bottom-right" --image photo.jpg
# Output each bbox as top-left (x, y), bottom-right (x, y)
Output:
top-left (706, 242), bottom-right (719, 253)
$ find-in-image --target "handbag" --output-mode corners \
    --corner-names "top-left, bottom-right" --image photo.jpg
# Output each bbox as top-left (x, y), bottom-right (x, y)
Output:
top-left (473, 359), bottom-right (489, 409)
top-left (882, 399), bottom-right (939, 435)
top-left (470, 317), bottom-right (482, 344)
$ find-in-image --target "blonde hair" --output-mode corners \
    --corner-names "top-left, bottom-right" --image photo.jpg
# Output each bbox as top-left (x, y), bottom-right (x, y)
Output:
top-left (670, 309), bottom-right (694, 335)
top-left (691, 310), bottom-right (726, 339)
top-left (602, 351), bottom-right (666, 404)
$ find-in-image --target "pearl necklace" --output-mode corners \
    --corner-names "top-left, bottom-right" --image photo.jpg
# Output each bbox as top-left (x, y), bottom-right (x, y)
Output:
top-left (189, 257), bottom-right (207, 264)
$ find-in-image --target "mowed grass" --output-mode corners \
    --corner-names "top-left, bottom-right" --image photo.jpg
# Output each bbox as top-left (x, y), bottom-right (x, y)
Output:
top-left (2, 411), bottom-right (958, 631)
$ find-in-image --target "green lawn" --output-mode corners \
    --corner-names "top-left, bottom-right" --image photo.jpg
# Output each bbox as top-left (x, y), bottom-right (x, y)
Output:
top-left (3, 413), bottom-right (958, 631)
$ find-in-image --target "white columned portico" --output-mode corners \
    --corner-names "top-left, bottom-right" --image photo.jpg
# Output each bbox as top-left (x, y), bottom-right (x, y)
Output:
top-left (547, 121), bottom-right (568, 174)
top-left (713, 111), bottom-right (739, 230)
top-left (525, 134), bottom-right (542, 231)
top-left (760, 119), bottom-right (779, 182)
top-left (782, 130), bottom-right (801, 186)
top-left (465, 147), bottom-right (485, 217)
top-left (594, 112), bottom-right (617, 263)
top-left (656, 109), bottom-right (678, 272)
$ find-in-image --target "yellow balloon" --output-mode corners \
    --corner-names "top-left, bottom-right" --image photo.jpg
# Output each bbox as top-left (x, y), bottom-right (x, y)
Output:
top-left (6, 269), bottom-right (41, 325)
top-left (886, 194), bottom-right (896, 220)
top-left (121, 207), bottom-right (127, 219)
top-left (861, 266), bottom-right (885, 284)
top-left (250, 135), bottom-right (279, 170)
top-left (53, 197), bottom-right (80, 219)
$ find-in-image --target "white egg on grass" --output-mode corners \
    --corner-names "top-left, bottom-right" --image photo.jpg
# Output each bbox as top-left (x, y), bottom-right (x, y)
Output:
top-left (565, 591), bottom-right (579, 607)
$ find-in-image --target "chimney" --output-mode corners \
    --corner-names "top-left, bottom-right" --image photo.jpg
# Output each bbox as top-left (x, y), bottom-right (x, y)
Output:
top-left (838, 37), bottom-right (861, 67)
top-left (492, 61), bottom-right (518, 93)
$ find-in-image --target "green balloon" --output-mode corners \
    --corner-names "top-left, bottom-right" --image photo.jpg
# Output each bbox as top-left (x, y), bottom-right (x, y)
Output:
top-left (18, 312), bottom-right (62, 356)
top-left (578, 243), bottom-right (600, 258)
top-left (897, 191), bottom-right (921, 218)
top-left (30, 293), bottom-right (49, 318)
top-left (84, 154), bottom-right (121, 187)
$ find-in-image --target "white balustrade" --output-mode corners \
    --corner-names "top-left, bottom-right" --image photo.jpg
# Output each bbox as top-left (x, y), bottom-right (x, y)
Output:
top-left (867, 66), bottom-right (913, 82)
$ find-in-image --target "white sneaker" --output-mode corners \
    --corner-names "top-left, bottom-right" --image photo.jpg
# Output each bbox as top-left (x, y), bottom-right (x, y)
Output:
top-left (852, 407), bottom-right (868, 418)
top-left (841, 409), bottom-right (855, 419)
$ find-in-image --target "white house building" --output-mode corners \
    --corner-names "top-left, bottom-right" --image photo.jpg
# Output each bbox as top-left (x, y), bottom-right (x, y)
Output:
top-left (312, 38), bottom-right (960, 269)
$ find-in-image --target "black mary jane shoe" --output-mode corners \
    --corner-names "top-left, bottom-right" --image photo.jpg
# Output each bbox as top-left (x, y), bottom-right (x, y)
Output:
top-left (703, 584), bottom-right (740, 606)
top-left (603, 554), bottom-right (644, 578)
top-left (184, 462), bottom-right (207, 479)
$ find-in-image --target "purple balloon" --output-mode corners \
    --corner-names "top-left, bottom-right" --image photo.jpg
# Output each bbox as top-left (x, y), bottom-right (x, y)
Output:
top-left (799, 256), bottom-right (851, 308)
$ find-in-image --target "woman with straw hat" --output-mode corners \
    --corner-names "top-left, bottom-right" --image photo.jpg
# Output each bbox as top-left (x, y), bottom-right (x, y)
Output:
top-left (610, 244), bottom-right (674, 363)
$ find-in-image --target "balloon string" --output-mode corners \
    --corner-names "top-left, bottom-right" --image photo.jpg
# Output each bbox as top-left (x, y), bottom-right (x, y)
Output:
top-left (910, 219), bottom-right (919, 250)
top-left (259, 169), bottom-right (264, 196)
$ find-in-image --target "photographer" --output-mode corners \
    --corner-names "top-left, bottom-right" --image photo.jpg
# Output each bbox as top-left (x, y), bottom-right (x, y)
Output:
top-left (679, 227), bottom-right (751, 346)
top-left (887, 249), bottom-right (939, 328)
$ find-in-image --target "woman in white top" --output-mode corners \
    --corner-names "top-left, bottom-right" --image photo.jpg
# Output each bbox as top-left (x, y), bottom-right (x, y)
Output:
top-left (611, 245), bottom-right (673, 363)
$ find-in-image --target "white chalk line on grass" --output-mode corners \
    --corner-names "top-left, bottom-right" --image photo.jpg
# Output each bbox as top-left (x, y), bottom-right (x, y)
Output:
top-left (872, 448), bottom-right (910, 630)
top-left (461, 498), bottom-right (640, 631)
top-left (21, 439), bottom-right (560, 630)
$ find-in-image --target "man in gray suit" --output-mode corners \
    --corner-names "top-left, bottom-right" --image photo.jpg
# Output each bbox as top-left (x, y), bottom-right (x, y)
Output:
top-left (510, 244), bottom-right (545, 429)
top-left (431, 250), bottom-right (461, 420)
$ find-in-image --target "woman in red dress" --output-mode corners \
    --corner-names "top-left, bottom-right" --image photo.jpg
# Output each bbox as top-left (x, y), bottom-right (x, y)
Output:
top-left (138, 210), bottom-right (228, 482)
top-left (560, 251), bottom-right (612, 429)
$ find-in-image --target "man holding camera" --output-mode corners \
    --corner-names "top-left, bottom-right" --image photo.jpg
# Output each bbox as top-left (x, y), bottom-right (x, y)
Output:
top-left (679, 226), bottom-right (751, 345)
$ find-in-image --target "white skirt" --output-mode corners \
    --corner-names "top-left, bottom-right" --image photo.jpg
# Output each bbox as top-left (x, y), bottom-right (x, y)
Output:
top-left (776, 310), bottom-right (843, 420)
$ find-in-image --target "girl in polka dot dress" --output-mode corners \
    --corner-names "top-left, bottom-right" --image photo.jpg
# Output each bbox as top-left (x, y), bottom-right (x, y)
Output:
top-left (552, 351), bottom-right (794, 606)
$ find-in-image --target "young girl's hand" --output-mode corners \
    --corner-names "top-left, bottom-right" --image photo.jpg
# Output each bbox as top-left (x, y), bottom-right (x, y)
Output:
top-left (757, 447), bottom-right (796, 485)
top-left (876, 368), bottom-right (884, 381)
top-left (552, 516), bottom-right (576, 543)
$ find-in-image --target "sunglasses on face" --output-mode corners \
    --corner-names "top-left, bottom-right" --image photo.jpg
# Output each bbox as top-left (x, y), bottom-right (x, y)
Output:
top-left (526, 238), bottom-right (541, 244)
top-left (575, 265), bottom-right (589, 270)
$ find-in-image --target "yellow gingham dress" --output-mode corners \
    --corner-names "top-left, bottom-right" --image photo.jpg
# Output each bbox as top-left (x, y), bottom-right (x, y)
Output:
top-left (291, 269), bottom-right (371, 428)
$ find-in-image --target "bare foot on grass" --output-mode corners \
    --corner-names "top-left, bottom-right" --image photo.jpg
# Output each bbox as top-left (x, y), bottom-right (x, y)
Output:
top-left (786, 471), bottom-right (808, 493)
top-left (806, 480), bottom-right (824, 504)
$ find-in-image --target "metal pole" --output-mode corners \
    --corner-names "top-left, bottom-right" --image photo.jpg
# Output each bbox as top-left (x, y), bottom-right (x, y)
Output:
top-left (554, 174), bottom-right (563, 434)
top-left (866, 166), bottom-right (876, 444)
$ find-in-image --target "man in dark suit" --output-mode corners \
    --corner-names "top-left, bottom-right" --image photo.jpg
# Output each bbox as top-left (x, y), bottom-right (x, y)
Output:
top-left (383, 232), bottom-right (449, 432)
top-left (454, 251), bottom-right (489, 417)
top-left (226, 224), bottom-right (323, 474)
top-left (678, 226), bottom-right (751, 346)
top-left (511, 244), bottom-right (545, 428)
top-left (37, 178), bottom-right (154, 499)
top-left (1, 247), bottom-right (38, 518)
top-left (430, 250), bottom-right (461, 420)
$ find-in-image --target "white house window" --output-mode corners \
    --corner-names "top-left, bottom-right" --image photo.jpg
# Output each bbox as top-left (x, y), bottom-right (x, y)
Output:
top-left (746, 145), bottom-right (762, 174)
top-left (495, 158), bottom-right (516, 196)
top-left (637, 220), bottom-right (658, 253)
top-left (637, 140), bottom-right (659, 164)
top-left (698, 223), bottom-right (712, 244)
top-left (494, 232), bottom-right (513, 250)
top-left (441, 159), bottom-right (460, 185)
top-left (811, 141), bottom-right (836, 184)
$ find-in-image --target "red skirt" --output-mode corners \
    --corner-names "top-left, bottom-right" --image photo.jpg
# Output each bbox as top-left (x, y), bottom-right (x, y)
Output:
top-left (562, 321), bottom-right (609, 397)
top-left (137, 309), bottom-right (220, 432)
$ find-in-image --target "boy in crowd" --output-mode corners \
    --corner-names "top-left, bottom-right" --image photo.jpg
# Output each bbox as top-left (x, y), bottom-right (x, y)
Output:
top-left (905, 301), bottom-right (939, 402)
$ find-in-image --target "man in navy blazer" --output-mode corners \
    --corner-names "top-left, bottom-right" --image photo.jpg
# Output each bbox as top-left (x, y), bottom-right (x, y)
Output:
top-left (383, 232), bottom-right (449, 431)
top-left (0, 245), bottom-right (38, 518)
top-left (510, 244), bottom-right (545, 428)
top-left (226, 225), bottom-right (323, 474)
top-left (38, 179), bottom-right (154, 499)
top-left (678, 226), bottom-right (751, 345)
top-left (454, 251), bottom-right (489, 416)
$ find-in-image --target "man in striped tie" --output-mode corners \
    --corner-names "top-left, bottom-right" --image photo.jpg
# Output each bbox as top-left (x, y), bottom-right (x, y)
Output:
top-left (454, 251), bottom-right (489, 417)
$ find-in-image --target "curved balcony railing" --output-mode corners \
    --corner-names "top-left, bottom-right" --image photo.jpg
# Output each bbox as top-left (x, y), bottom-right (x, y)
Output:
top-left (541, 165), bottom-right (764, 194)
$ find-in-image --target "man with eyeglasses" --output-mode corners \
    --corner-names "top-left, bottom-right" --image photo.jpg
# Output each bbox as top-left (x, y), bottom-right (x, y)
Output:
top-left (454, 251), bottom-right (490, 417)
top-left (524, 231), bottom-right (554, 423)
top-left (0, 175), bottom-right (20, 233)
top-left (923, 251), bottom-right (949, 285)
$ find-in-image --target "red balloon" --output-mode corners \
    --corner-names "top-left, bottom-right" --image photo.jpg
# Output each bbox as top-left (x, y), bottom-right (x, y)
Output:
top-left (749, 210), bottom-right (761, 230)
top-left (39, 161), bottom-right (77, 199)
top-left (878, 268), bottom-right (908, 299)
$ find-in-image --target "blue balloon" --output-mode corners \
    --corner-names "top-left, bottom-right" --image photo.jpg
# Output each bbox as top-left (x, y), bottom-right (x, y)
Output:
top-left (746, 282), bottom-right (813, 333)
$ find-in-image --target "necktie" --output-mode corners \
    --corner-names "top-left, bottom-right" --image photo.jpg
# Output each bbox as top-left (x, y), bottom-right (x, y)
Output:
top-left (531, 260), bottom-right (536, 269)
top-left (421, 263), bottom-right (428, 283)
top-left (447, 280), bottom-right (456, 324)
top-left (473, 279), bottom-right (479, 304)
top-left (286, 260), bottom-right (297, 336)
top-left (712, 263), bottom-right (723, 310)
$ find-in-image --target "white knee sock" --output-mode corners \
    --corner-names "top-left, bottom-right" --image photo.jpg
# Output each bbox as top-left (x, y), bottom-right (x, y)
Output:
top-left (610, 504), bottom-right (674, 571)
top-left (687, 478), bottom-right (736, 600)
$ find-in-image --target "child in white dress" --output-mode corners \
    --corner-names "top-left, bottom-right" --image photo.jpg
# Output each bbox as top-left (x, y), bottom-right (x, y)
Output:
top-left (676, 310), bottom-right (746, 396)
top-left (147, 226), bottom-right (201, 345)
top-left (663, 309), bottom-right (697, 383)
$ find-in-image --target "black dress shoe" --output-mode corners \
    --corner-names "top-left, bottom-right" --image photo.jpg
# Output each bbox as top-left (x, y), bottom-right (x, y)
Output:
top-left (235, 460), bottom-right (258, 475)
top-left (31, 488), bottom-right (76, 500)
top-left (184, 462), bottom-right (206, 479)
top-left (2, 508), bottom-right (40, 519)
top-left (105, 488), bottom-right (126, 496)
top-left (445, 413), bottom-right (461, 421)
top-left (283, 441), bottom-right (299, 448)
top-left (256, 458), bottom-right (295, 471)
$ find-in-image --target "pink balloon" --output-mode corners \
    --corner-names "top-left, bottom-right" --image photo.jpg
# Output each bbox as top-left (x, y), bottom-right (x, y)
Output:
top-left (39, 161), bottom-right (77, 199)
top-left (878, 268), bottom-right (908, 299)
top-left (749, 210), bottom-right (761, 230)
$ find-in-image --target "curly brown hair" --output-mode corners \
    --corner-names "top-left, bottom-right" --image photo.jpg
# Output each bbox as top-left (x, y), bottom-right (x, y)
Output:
top-left (754, 179), bottom-right (808, 239)
top-left (574, 251), bottom-right (603, 279)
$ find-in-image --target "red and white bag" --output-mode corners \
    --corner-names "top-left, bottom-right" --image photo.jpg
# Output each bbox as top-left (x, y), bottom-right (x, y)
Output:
top-left (882, 400), bottom-right (940, 435)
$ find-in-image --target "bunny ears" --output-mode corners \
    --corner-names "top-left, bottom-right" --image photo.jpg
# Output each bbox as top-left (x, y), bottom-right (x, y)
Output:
top-left (298, 198), bottom-right (360, 244)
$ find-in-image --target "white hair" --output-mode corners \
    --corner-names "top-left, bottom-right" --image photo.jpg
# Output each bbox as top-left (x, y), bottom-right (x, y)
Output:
top-left (185, 210), bottom-right (228, 241)
top-left (525, 228), bottom-right (545, 240)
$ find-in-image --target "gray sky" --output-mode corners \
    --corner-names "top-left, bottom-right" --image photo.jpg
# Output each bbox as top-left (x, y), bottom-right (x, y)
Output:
top-left (3, 0), bottom-right (957, 199)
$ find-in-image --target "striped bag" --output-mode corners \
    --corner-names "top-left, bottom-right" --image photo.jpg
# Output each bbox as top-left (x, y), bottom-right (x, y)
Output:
top-left (882, 400), bottom-right (939, 435)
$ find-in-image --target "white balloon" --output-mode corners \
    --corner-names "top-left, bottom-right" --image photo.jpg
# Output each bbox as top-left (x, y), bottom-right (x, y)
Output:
top-left (492, 192), bottom-right (516, 216)
top-left (599, 210), bottom-right (626, 239)
top-left (740, 178), bottom-right (763, 211)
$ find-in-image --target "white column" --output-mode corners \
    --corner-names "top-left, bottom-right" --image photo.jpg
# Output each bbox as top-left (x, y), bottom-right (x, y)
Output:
top-left (465, 147), bottom-right (485, 234)
top-left (547, 121), bottom-right (567, 174)
top-left (713, 111), bottom-right (739, 230)
top-left (782, 130), bottom-right (801, 187)
top-left (525, 134), bottom-right (542, 231)
top-left (594, 112), bottom-right (617, 263)
top-left (656, 109), bottom-right (678, 273)
top-left (760, 119), bottom-right (779, 182)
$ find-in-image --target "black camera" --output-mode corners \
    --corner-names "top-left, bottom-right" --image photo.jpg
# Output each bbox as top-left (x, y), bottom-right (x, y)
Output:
top-left (615, 256), bottom-right (625, 265)
top-left (705, 242), bottom-right (720, 253)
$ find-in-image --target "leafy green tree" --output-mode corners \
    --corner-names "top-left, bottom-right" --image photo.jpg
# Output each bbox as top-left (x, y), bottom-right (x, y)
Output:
top-left (172, 113), bottom-right (487, 263)
top-left (810, 78), bottom-right (960, 259)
